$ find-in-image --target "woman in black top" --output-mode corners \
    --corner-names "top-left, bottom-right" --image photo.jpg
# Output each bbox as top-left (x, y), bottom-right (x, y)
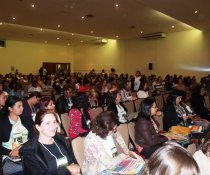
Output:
top-left (163, 90), bottom-right (190, 131)
top-left (20, 110), bottom-right (80, 175)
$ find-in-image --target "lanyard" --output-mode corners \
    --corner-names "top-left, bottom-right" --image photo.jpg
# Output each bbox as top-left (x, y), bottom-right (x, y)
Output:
top-left (40, 140), bottom-right (67, 166)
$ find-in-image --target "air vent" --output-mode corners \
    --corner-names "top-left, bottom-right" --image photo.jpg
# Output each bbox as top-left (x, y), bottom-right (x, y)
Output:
top-left (141, 32), bottom-right (166, 40)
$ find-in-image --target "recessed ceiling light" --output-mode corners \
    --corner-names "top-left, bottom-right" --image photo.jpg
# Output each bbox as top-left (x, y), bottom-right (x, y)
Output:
top-left (71, 33), bottom-right (74, 36)
top-left (31, 4), bottom-right (35, 8)
top-left (40, 28), bottom-right (43, 31)
top-left (0, 22), bottom-right (3, 25)
top-left (57, 25), bottom-right (61, 28)
top-left (44, 41), bottom-right (48, 43)
top-left (57, 37), bottom-right (60, 40)
top-left (194, 10), bottom-right (198, 14)
top-left (115, 3), bottom-right (119, 8)
top-left (140, 31), bottom-right (143, 34)
top-left (67, 43), bottom-right (70, 46)
top-left (12, 17), bottom-right (16, 20)
top-left (90, 30), bottom-right (94, 34)
top-left (81, 16), bottom-right (85, 19)
top-left (116, 35), bottom-right (119, 38)
top-left (80, 40), bottom-right (83, 43)
top-left (171, 25), bottom-right (175, 28)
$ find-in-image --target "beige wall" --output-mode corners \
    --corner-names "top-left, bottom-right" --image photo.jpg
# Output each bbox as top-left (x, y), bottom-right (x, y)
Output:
top-left (0, 40), bottom-right (73, 75)
top-left (122, 30), bottom-right (210, 79)
top-left (1, 30), bottom-right (210, 80)
top-left (73, 39), bottom-right (122, 74)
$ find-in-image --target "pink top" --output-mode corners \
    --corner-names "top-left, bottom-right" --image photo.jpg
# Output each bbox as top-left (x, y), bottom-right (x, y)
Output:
top-left (68, 108), bottom-right (88, 139)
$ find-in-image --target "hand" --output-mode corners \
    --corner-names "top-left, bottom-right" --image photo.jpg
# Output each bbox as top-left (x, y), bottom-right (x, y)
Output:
top-left (67, 163), bottom-right (80, 175)
top-left (9, 145), bottom-right (21, 158)
top-left (156, 111), bottom-right (162, 116)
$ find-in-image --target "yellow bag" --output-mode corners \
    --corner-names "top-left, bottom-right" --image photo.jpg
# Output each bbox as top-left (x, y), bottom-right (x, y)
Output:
top-left (170, 126), bottom-right (191, 136)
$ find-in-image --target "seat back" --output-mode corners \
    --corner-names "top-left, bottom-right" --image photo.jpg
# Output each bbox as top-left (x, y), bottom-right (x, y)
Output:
top-left (71, 137), bottom-right (85, 168)
top-left (187, 143), bottom-right (196, 155)
top-left (163, 93), bottom-right (169, 104)
top-left (123, 101), bottom-right (135, 115)
top-left (89, 107), bottom-right (103, 120)
top-left (155, 95), bottom-right (164, 111)
top-left (117, 124), bottom-right (129, 147)
top-left (204, 95), bottom-right (210, 110)
top-left (60, 113), bottom-right (70, 137)
top-left (127, 122), bottom-right (138, 148)
top-left (134, 98), bottom-right (143, 112)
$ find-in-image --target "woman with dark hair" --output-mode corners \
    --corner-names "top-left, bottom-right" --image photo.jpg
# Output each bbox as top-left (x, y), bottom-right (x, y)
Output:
top-left (144, 142), bottom-right (199, 175)
top-left (83, 111), bottom-right (133, 175)
top-left (135, 97), bottom-right (169, 158)
top-left (107, 90), bottom-right (128, 123)
top-left (191, 85), bottom-right (210, 121)
top-left (163, 89), bottom-right (191, 131)
top-left (20, 110), bottom-right (80, 175)
top-left (137, 80), bottom-right (149, 99)
top-left (40, 96), bottom-right (63, 133)
top-left (0, 96), bottom-right (33, 175)
top-left (68, 94), bottom-right (91, 139)
top-left (0, 90), bottom-right (7, 117)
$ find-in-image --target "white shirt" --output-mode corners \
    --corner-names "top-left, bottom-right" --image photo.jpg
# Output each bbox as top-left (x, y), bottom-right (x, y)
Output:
top-left (134, 76), bottom-right (141, 91)
top-left (137, 90), bottom-right (149, 99)
top-left (193, 150), bottom-right (210, 175)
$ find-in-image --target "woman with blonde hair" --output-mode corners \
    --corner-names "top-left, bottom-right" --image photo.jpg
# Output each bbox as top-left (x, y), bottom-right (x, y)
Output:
top-left (144, 142), bottom-right (199, 175)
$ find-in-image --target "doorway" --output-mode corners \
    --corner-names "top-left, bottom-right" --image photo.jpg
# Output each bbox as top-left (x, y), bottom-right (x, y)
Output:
top-left (43, 62), bottom-right (71, 75)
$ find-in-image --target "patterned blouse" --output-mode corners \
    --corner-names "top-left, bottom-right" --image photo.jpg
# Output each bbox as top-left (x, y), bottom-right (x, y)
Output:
top-left (68, 108), bottom-right (88, 139)
top-left (82, 131), bottom-right (129, 175)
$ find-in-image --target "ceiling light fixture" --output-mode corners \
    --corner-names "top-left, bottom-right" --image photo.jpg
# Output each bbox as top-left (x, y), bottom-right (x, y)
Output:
top-left (81, 16), bottom-right (85, 19)
top-left (67, 43), bottom-right (70, 46)
top-left (71, 33), bottom-right (74, 36)
top-left (44, 41), bottom-right (48, 43)
top-left (115, 3), bottom-right (119, 8)
top-left (140, 31), bottom-right (143, 34)
top-left (40, 28), bottom-right (43, 31)
top-left (171, 25), bottom-right (175, 28)
top-left (57, 37), bottom-right (60, 40)
top-left (116, 35), bottom-right (119, 38)
top-left (31, 4), bottom-right (35, 8)
top-left (194, 10), bottom-right (198, 14)
top-left (80, 40), bottom-right (83, 43)
top-left (12, 17), bottom-right (16, 20)
top-left (90, 30), bottom-right (94, 34)
top-left (57, 24), bottom-right (61, 28)
top-left (0, 22), bottom-right (3, 25)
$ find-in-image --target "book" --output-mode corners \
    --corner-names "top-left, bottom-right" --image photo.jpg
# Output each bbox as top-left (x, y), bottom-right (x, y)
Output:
top-left (109, 158), bottom-right (145, 174)
top-left (189, 125), bottom-right (203, 133)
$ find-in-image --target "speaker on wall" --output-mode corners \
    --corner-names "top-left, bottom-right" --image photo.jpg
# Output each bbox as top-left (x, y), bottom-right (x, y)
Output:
top-left (0, 40), bottom-right (6, 48)
top-left (148, 63), bottom-right (153, 70)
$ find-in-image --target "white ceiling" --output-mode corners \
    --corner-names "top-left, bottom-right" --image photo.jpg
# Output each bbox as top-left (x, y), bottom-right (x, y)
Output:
top-left (0, 0), bottom-right (209, 46)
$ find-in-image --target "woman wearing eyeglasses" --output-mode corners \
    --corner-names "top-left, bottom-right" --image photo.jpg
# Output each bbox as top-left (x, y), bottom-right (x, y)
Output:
top-left (83, 111), bottom-right (133, 175)
top-left (135, 97), bottom-right (169, 158)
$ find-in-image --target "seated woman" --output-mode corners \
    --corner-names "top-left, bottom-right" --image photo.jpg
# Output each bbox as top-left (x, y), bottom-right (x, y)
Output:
top-left (137, 80), bottom-right (149, 99)
top-left (193, 133), bottom-right (210, 175)
top-left (107, 91), bottom-right (128, 123)
top-left (0, 90), bottom-right (7, 117)
top-left (20, 110), bottom-right (80, 175)
top-left (0, 96), bottom-right (34, 175)
top-left (144, 142), bottom-right (200, 175)
top-left (68, 94), bottom-right (91, 139)
top-left (191, 85), bottom-right (210, 121)
top-left (83, 111), bottom-right (137, 175)
top-left (135, 97), bottom-right (169, 158)
top-left (163, 90), bottom-right (190, 131)
top-left (39, 96), bottom-right (63, 134)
